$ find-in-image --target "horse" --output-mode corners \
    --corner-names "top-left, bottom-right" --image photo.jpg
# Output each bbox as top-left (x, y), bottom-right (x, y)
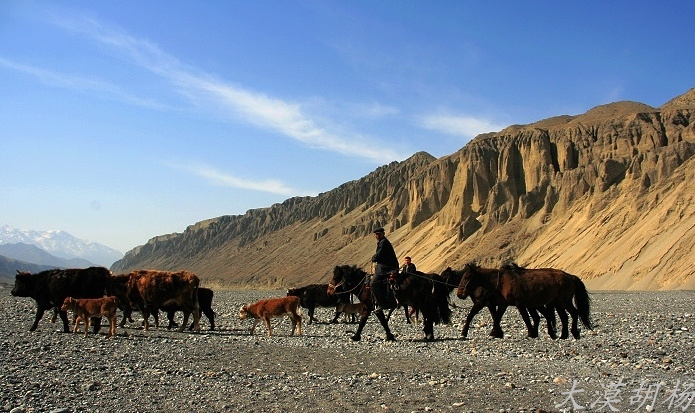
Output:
top-left (442, 266), bottom-right (557, 339)
top-left (456, 263), bottom-right (593, 339)
top-left (327, 264), bottom-right (451, 342)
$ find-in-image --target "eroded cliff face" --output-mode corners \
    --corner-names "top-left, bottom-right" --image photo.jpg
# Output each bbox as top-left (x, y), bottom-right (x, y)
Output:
top-left (112, 88), bottom-right (695, 290)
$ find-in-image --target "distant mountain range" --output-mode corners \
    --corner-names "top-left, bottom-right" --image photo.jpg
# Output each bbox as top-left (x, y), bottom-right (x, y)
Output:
top-left (0, 243), bottom-right (96, 268)
top-left (0, 225), bottom-right (123, 268)
top-left (113, 87), bottom-right (695, 290)
top-left (0, 255), bottom-right (57, 285)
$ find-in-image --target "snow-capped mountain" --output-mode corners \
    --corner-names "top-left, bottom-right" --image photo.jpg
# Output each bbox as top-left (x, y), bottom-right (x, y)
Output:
top-left (0, 225), bottom-right (123, 268)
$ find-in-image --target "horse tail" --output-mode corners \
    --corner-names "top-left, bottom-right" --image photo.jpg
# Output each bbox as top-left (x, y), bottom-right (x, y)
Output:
top-left (432, 277), bottom-right (452, 324)
top-left (573, 275), bottom-right (593, 330)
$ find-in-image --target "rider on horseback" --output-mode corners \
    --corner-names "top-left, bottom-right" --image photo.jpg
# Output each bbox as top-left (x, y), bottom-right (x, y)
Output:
top-left (370, 227), bottom-right (399, 312)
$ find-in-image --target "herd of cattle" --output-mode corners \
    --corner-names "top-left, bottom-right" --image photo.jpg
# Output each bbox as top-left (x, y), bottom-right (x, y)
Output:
top-left (8, 267), bottom-right (373, 339)
top-left (10, 267), bottom-right (217, 336)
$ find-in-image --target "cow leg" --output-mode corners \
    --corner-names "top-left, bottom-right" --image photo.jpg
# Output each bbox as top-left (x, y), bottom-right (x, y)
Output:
top-left (204, 308), bottom-right (215, 330)
top-left (58, 309), bottom-right (71, 333)
top-left (250, 319), bottom-right (259, 335)
top-left (289, 313), bottom-right (302, 336)
top-left (263, 317), bottom-right (272, 337)
top-left (403, 306), bottom-right (411, 324)
top-left (180, 304), bottom-right (201, 333)
top-left (374, 309), bottom-right (396, 341)
top-left (307, 306), bottom-right (315, 325)
top-left (108, 315), bottom-right (116, 338)
top-left (152, 310), bottom-right (160, 328)
top-left (167, 310), bottom-right (178, 329)
top-left (84, 317), bottom-right (90, 338)
top-left (141, 310), bottom-right (150, 331)
top-left (179, 311), bottom-right (189, 333)
top-left (119, 307), bottom-right (131, 327)
top-left (91, 317), bottom-right (102, 334)
top-left (461, 302), bottom-right (485, 338)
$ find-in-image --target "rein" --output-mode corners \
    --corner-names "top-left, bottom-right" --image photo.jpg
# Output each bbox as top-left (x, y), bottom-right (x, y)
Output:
top-left (399, 269), bottom-right (462, 289)
top-left (330, 274), bottom-right (368, 296)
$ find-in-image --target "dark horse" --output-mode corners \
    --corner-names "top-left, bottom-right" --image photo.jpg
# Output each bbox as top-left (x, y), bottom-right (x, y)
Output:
top-left (456, 263), bottom-right (593, 339)
top-left (442, 266), bottom-right (557, 339)
top-left (327, 265), bottom-right (451, 341)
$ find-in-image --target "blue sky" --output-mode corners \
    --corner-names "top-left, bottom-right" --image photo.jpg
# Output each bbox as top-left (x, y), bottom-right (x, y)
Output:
top-left (1, 1), bottom-right (693, 254)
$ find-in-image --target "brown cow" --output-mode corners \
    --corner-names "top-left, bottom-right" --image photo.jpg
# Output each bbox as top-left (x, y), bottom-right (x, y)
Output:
top-left (61, 296), bottom-right (119, 338)
top-left (125, 270), bottom-right (201, 332)
top-left (239, 296), bottom-right (302, 337)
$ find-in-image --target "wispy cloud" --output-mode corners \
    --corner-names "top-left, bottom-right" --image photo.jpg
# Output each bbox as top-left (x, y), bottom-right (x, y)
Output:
top-left (0, 57), bottom-right (168, 110)
top-left (418, 114), bottom-right (504, 138)
top-left (51, 14), bottom-right (404, 163)
top-left (172, 163), bottom-right (315, 196)
top-left (349, 101), bottom-right (400, 119)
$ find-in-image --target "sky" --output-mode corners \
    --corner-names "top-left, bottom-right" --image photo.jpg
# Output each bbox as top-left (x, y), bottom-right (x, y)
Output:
top-left (1, 1), bottom-right (693, 254)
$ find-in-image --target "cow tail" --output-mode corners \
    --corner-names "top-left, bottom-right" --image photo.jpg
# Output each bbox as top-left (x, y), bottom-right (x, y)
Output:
top-left (574, 276), bottom-right (594, 330)
top-left (194, 283), bottom-right (200, 313)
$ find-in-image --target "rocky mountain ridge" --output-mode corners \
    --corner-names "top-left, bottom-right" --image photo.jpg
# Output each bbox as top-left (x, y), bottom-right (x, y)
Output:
top-left (112, 87), bottom-right (695, 290)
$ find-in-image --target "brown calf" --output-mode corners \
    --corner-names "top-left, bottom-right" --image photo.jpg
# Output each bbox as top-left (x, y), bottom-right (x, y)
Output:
top-left (336, 302), bottom-right (367, 323)
top-left (239, 296), bottom-right (302, 337)
top-left (61, 296), bottom-right (119, 338)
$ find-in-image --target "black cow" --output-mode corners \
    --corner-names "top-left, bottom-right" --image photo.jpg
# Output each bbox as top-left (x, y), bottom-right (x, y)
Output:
top-left (105, 273), bottom-right (137, 327)
top-left (11, 267), bottom-right (110, 333)
top-left (160, 287), bottom-right (216, 330)
top-left (287, 283), bottom-right (351, 324)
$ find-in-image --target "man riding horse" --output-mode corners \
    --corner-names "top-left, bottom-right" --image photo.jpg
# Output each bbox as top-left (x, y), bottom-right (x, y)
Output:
top-left (370, 227), bottom-right (399, 312)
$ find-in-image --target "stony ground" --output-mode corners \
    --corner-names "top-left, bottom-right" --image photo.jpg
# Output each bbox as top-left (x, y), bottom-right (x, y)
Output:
top-left (0, 287), bottom-right (693, 413)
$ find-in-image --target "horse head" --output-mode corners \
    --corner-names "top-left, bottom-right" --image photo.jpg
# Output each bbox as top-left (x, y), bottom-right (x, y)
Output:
top-left (456, 263), bottom-right (478, 299)
top-left (327, 265), bottom-right (349, 295)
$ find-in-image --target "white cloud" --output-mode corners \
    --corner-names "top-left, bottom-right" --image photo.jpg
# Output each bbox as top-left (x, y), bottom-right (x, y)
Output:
top-left (350, 101), bottom-right (400, 119)
top-left (419, 114), bottom-right (504, 138)
top-left (0, 57), bottom-right (167, 110)
top-left (52, 14), bottom-right (404, 163)
top-left (172, 163), bottom-right (315, 196)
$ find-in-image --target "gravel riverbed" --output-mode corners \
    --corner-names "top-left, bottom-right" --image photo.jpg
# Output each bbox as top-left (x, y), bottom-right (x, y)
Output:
top-left (1, 287), bottom-right (693, 413)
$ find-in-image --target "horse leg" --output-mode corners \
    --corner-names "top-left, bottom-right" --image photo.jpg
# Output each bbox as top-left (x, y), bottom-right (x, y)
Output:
top-left (556, 306), bottom-right (570, 339)
top-left (491, 305), bottom-right (508, 338)
top-left (422, 316), bottom-right (435, 342)
top-left (385, 307), bottom-right (395, 321)
top-left (351, 309), bottom-right (370, 341)
top-left (462, 303), bottom-right (485, 338)
top-left (565, 303), bottom-right (581, 339)
top-left (516, 306), bottom-right (537, 338)
top-left (374, 309), bottom-right (396, 341)
top-left (540, 305), bottom-right (558, 339)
